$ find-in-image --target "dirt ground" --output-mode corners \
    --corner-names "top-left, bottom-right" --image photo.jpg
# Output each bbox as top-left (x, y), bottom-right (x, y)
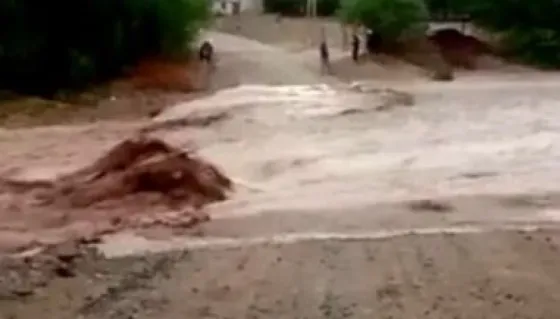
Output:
top-left (215, 15), bottom-right (533, 79)
top-left (5, 227), bottom-right (560, 319)
top-left (0, 58), bottom-right (208, 128)
top-left (2, 22), bottom-right (560, 319)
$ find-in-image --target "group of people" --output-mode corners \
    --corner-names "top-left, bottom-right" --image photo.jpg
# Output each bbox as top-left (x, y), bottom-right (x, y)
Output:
top-left (319, 28), bottom-right (381, 75)
top-left (198, 27), bottom-right (382, 77)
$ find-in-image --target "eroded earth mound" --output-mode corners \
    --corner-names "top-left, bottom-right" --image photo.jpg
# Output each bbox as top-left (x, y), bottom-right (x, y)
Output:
top-left (0, 136), bottom-right (232, 254)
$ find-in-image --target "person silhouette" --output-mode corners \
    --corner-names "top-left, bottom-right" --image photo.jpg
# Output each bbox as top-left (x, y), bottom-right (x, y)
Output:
top-left (351, 33), bottom-right (360, 63)
top-left (319, 28), bottom-right (332, 75)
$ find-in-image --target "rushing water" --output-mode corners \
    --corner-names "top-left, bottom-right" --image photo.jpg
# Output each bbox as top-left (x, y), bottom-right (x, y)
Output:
top-left (152, 79), bottom-right (560, 218)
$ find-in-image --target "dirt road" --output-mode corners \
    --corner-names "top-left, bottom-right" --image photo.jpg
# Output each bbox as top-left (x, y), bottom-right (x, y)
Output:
top-left (3, 31), bottom-right (560, 319)
top-left (202, 31), bottom-right (343, 89)
top-left (5, 226), bottom-right (560, 319)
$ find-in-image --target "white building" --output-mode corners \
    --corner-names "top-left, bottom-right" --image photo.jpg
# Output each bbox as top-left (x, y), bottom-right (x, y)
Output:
top-left (211, 0), bottom-right (263, 15)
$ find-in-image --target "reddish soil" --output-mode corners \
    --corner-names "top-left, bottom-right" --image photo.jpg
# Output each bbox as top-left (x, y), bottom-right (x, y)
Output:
top-left (122, 58), bottom-right (203, 92)
top-left (0, 57), bottom-right (206, 127)
top-left (0, 136), bottom-right (232, 255)
top-left (429, 29), bottom-right (493, 69)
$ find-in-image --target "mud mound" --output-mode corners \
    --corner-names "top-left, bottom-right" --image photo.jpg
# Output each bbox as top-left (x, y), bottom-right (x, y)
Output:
top-left (0, 136), bottom-right (232, 254)
top-left (44, 136), bottom-right (232, 207)
top-left (384, 36), bottom-right (454, 81)
top-left (429, 29), bottom-right (493, 69)
top-left (123, 58), bottom-right (201, 92)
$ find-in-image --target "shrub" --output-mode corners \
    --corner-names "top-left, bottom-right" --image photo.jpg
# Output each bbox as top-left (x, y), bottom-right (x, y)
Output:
top-left (424, 0), bottom-right (560, 68)
top-left (423, 0), bottom-right (470, 20)
top-left (0, 0), bottom-right (210, 95)
top-left (499, 28), bottom-right (560, 68)
top-left (263, 0), bottom-right (301, 16)
top-left (339, 0), bottom-right (429, 40)
top-left (263, 0), bottom-right (340, 17)
top-left (462, 0), bottom-right (560, 68)
top-left (317, 0), bottom-right (341, 16)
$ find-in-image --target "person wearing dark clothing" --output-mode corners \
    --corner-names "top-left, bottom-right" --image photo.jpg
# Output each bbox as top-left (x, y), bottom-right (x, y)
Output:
top-left (351, 33), bottom-right (360, 63)
top-left (319, 40), bottom-right (332, 75)
top-left (199, 41), bottom-right (213, 63)
top-left (199, 41), bottom-right (216, 69)
top-left (366, 30), bottom-right (382, 55)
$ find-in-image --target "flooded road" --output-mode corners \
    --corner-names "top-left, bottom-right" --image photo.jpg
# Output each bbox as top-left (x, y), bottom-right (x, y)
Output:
top-left (4, 31), bottom-right (560, 319)
top-left (145, 78), bottom-right (560, 237)
top-left (86, 77), bottom-right (560, 319)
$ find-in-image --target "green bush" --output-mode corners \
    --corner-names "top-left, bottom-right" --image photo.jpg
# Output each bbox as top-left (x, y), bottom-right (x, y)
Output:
top-left (318, 0), bottom-right (341, 16)
top-left (263, 0), bottom-right (340, 17)
top-left (496, 28), bottom-right (560, 68)
top-left (339, 0), bottom-right (429, 40)
top-left (464, 0), bottom-right (560, 67)
top-left (0, 0), bottom-right (210, 95)
top-left (423, 0), bottom-right (470, 20)
top-left (424, 0), bottom-right (560, 68)
top-left (263, 0), bottom-right (302, 15)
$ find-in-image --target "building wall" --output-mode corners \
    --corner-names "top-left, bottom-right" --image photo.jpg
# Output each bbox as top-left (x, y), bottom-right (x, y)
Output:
top-left (212, 0), bottom-right (263, 15)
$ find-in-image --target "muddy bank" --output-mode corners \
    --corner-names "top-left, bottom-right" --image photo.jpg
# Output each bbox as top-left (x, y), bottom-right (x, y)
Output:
top-left (429, 29), bottom-right (492, 70)
top-left (0, 58), bottom-right (205, 128)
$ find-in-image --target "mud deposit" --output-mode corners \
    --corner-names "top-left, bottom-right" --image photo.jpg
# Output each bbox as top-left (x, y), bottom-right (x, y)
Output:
top-left (0, 135), bottom-right (231, 254)
top-left (3, 229), bottom-right (560, 319)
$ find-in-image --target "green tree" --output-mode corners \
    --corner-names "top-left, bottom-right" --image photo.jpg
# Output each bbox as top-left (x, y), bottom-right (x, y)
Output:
top-left (423, 0), bottom-right (470, 20)
top-left (425, 0), bottom-right (560, 68)
top-left (339, 0), bottom-right (430, 40)
top-left (0, 0), bottom-right (210, 95)
top-left (466, 0), bottom-right (560, 67)
top-left (263, 0), bottom-right (304, 15)
top-left (263, 0), bottom-right (340, 16)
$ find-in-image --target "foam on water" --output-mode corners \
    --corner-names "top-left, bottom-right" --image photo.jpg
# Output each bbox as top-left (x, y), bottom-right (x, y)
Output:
top-left (155, 83), bottom-right (560, 212)
top-left (99, 224), bottom-right (560, 258)
top-left (96, 79), bottom-right (560, 256)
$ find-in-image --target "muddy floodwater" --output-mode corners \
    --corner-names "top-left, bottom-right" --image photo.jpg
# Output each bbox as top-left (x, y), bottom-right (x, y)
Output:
top-left (155, 79), bottom-right (560, 222)
top-left (3, 30), bottom-right (560, 318)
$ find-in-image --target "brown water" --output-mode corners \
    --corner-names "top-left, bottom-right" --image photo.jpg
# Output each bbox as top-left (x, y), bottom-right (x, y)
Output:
top-left (5, 32), bottom-right (560, 319)
top-left (151, 79), bottom-right (560, 222)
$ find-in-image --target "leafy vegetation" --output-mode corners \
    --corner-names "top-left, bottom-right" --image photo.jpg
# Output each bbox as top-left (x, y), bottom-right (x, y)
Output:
top-left (468, 0), bottom-right (560, 68)
top-left (263, 0), bottom-right (340, 17)
top-left (425, 0), bottom-right (560, 68)
top-left (0, 0), bottom-right (210, 95)
top-left (339, 0), bottom-right (560, 68)
top-left (339, 0), bottom-right (430, 40)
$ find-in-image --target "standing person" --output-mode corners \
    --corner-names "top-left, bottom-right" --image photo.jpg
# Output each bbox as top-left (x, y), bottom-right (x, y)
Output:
top-left (351, 33), bottom-right (360, 63)
top-left (232, 0), bottom-right (241, 32)
top-left (319, 28), bottom-right (332, 75)
top-left (319, 40), bottom-right (332, 75)
top-left (198, 40), bottom-right (216, 89)
top-left (199, 40), bottom-right (214, 68)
